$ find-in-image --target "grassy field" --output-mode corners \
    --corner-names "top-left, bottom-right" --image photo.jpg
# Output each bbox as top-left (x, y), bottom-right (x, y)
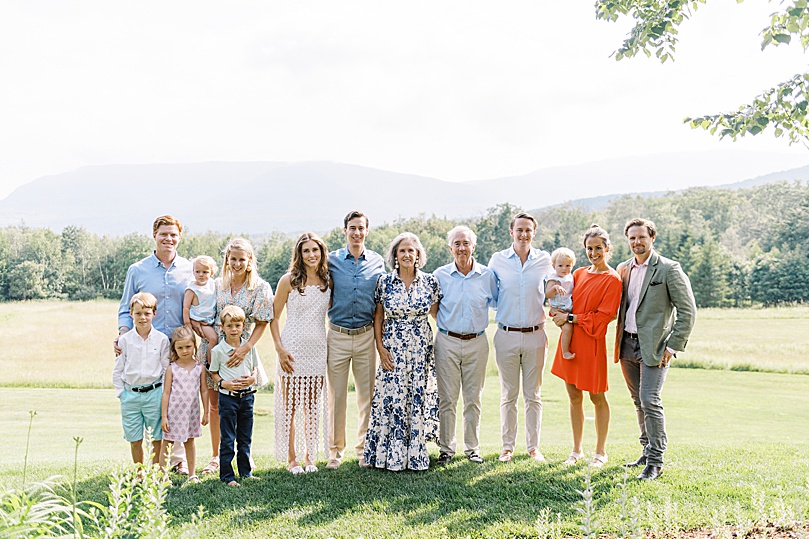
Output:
top-left (1, 301), bottom-right (808, 537)
top-left (2, 301), bottom-right (808, 389)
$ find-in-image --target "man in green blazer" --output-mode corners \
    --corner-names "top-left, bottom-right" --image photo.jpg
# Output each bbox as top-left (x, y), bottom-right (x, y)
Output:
top-left (614, 218), bottom-right (696, 480)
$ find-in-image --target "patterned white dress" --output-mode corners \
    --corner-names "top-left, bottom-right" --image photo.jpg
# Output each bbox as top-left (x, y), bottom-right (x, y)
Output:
top-left (163, 361), bottom-right (204, 443)
top-left (274, 285), bottom-right (330, 462)
top-left (364, 270), bottom-right (442, 471)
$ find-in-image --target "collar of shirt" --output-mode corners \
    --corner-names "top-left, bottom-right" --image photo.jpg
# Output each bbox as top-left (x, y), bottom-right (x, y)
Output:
top-left (392, 269), bottom-right (423, 283)
top-left (342, 246), bottom-right (367, 261)
top-left (449, 258), bottom-right (483, 277)
top-left (631, 258), bottom-right (649, 270)
top-left (506, 245), bottom-right (539, 261)
top-left (150, 251), bottom-right (179, 270)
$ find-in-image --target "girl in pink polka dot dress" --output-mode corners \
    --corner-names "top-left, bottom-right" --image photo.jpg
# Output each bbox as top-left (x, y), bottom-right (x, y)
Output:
top-left (161, 326), bottom-right (210, 482)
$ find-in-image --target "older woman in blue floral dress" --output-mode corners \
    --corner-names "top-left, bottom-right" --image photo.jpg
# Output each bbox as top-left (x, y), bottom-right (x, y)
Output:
top-left (199, 237), bottom-right (273, 475)
top-left (364, 232), bottom-right (443, 471)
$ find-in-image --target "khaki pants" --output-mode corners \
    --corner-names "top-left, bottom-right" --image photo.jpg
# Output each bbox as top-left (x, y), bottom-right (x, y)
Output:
top-left (434, 331), bottom-right (489, 457)
top-left (326, 328), bottom-right (377, 460)
top-left (493, 327), bottom-right (547, 452)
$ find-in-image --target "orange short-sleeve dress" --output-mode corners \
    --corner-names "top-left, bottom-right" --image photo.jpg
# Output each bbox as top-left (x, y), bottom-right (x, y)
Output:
top-left (550, 266), bottom-right (622, 394)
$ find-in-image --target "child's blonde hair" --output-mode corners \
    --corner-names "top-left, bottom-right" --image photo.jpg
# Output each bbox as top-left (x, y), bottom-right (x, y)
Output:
top-left (220, 305), bottom-right (246, 325)
top-left (192, 255), bottom-right (218, 275)
top-left (169, 326), bottom-right (198, 363)
top-left (129, 292), bottom-right (157, 312)
top-left (551, 247), bottom-right (576, 267)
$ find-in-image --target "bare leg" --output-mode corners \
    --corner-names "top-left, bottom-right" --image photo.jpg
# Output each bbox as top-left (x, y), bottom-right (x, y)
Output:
top-left (201, 325), bottom-right (218, 364)
top-left (208, 389), bottom-right (220, 457)
top-left (561, 323), bottom-right (575, 359)
top-left (151, 440), bottom-right (161, 465)
top-left (130, 440), bottom-right (144, 464)
top-left (589, 391), bottom-right (610, 456)
top-left (158, 441), bottom-right (171, 469)
top-left (565, 383), bottom-right (584, 455)
top-left (184, 439), bottom-right (197, 476)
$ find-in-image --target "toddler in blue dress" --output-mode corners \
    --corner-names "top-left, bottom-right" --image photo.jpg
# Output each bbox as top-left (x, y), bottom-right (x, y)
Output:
top-left (183, 255), bottom-right (219, 362)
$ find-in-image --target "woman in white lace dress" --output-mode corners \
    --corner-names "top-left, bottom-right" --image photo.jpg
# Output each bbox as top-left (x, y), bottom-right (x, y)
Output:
top-left (269, 232), bottom-right (332, 474)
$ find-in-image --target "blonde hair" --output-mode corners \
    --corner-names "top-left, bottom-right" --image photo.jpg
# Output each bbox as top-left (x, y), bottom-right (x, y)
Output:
top-left (129, 292), bottom-right (157, 313)
top-left (551, 247), bottom-right (576, 267)
top-left (220, 305), bottom-right (246, 325)
top-left (221, 237), bottom-right (260, 291)
top-left (169, 326), bottom-right (198, 363)
top-left (192, 255), bottom-right (218, 275)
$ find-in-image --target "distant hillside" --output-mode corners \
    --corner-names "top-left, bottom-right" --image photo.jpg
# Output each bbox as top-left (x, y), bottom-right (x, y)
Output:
top-left (1, 150), bottom-right (807, 234)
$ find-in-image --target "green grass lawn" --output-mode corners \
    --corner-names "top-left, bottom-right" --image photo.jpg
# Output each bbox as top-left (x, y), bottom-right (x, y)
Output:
top-left (1, 301), bottom-right (808, 537)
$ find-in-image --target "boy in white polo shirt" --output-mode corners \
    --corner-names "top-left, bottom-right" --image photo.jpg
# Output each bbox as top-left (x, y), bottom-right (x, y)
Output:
top-left (113, 292), bottom-right (170, 465)
top-left (209, 305), bottom-right (259, 487)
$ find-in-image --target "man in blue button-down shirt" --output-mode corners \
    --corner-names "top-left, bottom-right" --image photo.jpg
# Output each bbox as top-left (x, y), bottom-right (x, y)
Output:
top-left (433, 226), bottom-right (497, 465)
top-left (326, 210), bottom-right (386, 469)
top-left (116, 215), bottom-right (193, 471)
top-left (488, 212), bottom-right (552, 464)
top-left (117, 216), bottom-right (193, 339)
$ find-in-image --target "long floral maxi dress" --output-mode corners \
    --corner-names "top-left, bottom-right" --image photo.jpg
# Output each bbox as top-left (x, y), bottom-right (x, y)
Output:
top-left (363, 270), bottom-right (442, 471)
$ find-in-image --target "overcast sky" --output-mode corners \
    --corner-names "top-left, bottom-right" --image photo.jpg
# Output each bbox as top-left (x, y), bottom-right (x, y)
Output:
top-left (1, 1), bottom-right (808, 199)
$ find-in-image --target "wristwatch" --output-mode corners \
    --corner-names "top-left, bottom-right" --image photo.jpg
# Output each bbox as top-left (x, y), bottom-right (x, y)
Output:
top-left (567, 313), bottom-right (574, 324)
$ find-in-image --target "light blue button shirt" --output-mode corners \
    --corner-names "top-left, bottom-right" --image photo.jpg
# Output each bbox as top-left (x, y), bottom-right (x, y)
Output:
top-left (488, 245), bottom-right (552, 327)
top-left (434, 259), bottom-right (497, 334)
top-left (328, 246), bottom-right (386, 329)
top-left (117, 252), bottom-right (193, 338)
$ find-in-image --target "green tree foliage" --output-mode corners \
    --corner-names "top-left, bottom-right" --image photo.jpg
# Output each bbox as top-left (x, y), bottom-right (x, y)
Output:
top-left (596, 0), bottom-right (809, 144)
top-left (1, 181), bottom-right (808, 306)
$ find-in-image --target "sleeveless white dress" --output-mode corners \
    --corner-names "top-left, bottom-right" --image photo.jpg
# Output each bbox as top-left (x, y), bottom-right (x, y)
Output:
top-left (274, 285), bottom-right (330, 462)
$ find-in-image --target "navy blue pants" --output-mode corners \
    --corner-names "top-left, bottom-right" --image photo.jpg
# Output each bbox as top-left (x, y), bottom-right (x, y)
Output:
top-left (218, 392), bottom-right (254, 483)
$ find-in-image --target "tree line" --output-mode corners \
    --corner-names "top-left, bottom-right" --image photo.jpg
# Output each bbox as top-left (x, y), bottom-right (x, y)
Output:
top-left (2, 180), bottom-right (807, 308)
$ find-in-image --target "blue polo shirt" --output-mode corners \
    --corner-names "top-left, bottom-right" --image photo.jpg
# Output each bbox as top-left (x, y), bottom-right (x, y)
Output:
top-left (328, 246), bottom-right (386, 329)
top-left (117, 252), bottom-right (193, 338)
top-left (433, 258), bottom-right (497, 334)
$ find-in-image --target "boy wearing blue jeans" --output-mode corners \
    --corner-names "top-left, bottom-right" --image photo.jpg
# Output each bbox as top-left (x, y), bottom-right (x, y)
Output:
top-left (113, 292), bottom-right (170, 464)
top-left (209, 305), bottom-right (260, 487)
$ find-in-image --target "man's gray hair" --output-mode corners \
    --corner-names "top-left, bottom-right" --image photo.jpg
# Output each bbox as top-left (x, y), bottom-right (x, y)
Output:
top-left (446, 225), bottom-right (477, 247)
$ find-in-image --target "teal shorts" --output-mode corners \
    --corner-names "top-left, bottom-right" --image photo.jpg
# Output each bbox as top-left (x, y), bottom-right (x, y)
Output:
top-left (119, 386), bottom-right (163, 442)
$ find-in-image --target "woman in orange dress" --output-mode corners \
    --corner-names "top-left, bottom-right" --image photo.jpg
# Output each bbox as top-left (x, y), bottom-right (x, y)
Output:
top-left (549, 224), bottom-right (622, 468)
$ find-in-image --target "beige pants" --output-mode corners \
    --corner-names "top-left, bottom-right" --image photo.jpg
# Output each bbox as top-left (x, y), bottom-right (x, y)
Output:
top-left (493, 327), bottom-right (548, 453)
top-left (434, 331), bottom-right (489, 457)
top-left (326, 329), bottom-right (377, 460)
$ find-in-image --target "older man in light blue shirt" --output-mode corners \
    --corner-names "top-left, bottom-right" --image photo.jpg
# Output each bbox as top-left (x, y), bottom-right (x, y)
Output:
top-left (488, 212), bottom-right (552, 464)
top-left (433, 226), bottom-right (497, 465)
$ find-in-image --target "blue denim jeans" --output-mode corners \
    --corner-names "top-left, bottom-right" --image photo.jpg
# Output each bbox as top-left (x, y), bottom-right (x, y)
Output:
top-left (619, 332), bottom-right (669, 467)
top-left (218, 392), bottom-right (254, 483)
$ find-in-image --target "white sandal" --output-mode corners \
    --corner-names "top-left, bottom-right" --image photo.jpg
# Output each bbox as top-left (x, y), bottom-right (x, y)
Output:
top-left (590, 453), bottom-right (608, 468)
top-left (304, 464), bottom-right (318, 473)
top-left (200, 457), bottom-right (219, 475)
top-left (563, 451), bottom-right (584, 466)
top-left (289, 465), bottom-right (305, 475)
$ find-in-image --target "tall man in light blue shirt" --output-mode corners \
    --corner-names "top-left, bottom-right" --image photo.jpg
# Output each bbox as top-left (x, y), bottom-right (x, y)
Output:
top-left (433, 226), bottom-right (497, 465)
top-left (116, 215), bottom-right (193, 471)
top-left (117, 215), bottom-right (193, 339)
top-left (326, 210), bottom-right (386, 469)
top-left (487, 212), bottom-right (553, 463)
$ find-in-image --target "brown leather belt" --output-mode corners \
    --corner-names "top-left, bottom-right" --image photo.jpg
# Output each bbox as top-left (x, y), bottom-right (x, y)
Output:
top-left (498, 323), bottom-right (543, 333)
top-left (439, 328), bottom-right (486, 340)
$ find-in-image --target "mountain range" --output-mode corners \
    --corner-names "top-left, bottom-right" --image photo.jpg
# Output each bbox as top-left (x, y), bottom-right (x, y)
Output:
top-left (1, 150), bottom-right (808, 235)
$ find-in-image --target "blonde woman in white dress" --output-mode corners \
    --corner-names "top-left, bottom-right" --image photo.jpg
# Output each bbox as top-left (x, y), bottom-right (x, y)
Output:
top-left (270, 232), bottom-right (332, 474)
